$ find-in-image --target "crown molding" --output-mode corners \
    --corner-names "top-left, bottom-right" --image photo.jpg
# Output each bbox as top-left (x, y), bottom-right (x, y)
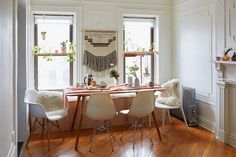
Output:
top-left (31, 0), bottom-right (173, 7)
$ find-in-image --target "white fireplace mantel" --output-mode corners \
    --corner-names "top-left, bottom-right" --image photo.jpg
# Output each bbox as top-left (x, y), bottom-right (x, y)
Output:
top-left (214, 60), bottom-right (236, 148)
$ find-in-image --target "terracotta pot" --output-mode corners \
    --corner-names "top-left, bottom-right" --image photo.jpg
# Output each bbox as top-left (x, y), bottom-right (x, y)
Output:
top-left (222, 55), bottom-right (230, 61)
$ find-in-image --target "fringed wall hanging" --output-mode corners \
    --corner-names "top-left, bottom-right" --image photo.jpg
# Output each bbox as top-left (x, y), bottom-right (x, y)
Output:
top-left (83, 30), bottom-right (117, 72)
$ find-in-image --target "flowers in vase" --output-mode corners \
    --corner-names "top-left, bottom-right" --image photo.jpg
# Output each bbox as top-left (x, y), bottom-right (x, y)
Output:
top-left (127, 64), bottom-right (139, 78)
top-left (109, 63), bottom-right (119, 79)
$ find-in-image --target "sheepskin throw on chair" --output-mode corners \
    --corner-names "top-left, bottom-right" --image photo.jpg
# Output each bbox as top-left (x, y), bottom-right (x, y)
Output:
top-left (156, 79), bottom-right (180, 105)
top-left (83, 30), bottom-right (117, 72)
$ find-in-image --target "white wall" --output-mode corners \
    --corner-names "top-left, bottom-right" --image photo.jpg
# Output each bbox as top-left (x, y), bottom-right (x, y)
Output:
top-left (0, 0), bottom-right (18, 156)
top-left (173, 0), bottom-right (217, 131)
top-left (29, 0), bottom-right (173, 86)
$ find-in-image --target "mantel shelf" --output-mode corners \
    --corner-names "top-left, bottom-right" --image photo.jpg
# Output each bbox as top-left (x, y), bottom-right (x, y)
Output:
top-left (212, 60), bottom-right (236, 65)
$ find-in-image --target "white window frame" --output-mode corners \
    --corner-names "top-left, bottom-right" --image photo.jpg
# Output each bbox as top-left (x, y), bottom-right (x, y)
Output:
top-left (27, 6), bottom-right (82, 90)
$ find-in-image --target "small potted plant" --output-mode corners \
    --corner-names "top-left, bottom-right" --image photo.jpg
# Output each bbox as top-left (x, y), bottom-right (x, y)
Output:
top-left (143, 66), bottom-right (151, 77)
top-left (60, 40), bottom-right (68, 53)
top-left (222, 48), bottom-right (233, 61)
top-left (41, 31), bottom-right (46, 40)
top-left (109, 63), bottom-right (119, 85)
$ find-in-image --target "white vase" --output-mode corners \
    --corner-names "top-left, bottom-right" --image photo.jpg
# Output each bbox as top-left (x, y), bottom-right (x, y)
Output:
top-left (127, 76), bottom-right (133, 86)
top-left (134, 77), bottom-right (140, 87)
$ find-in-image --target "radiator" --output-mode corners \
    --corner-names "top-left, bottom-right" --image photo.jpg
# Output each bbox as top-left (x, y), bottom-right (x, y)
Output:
top-left (170, 86), bottom-right (198, 126)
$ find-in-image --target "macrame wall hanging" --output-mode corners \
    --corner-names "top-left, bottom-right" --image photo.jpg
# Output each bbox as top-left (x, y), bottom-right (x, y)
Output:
top-left (83, 30), bottom-right (117, 72)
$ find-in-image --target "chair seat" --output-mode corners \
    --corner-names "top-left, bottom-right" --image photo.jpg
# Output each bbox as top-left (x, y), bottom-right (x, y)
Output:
top-left (111, 93), bottom-right (136, 99)
top-left (120, 109), bottom-right (130, 115)
top-left (46, 109), bottom-right (68, 121)
top-left (155, 102), bottom-right (180, 109)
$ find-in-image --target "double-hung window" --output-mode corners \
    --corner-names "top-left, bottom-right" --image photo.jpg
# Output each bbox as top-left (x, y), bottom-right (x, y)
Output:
top-left (33, 14), bottom-right (74, 90)
top-left (123, 17), bottom-right (155, 84)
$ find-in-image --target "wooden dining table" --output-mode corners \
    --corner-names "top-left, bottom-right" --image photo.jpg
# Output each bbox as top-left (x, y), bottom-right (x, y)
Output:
top-left (64, 84), bottom-right (164, 151)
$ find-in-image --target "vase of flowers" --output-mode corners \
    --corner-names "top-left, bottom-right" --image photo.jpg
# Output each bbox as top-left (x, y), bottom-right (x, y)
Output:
top-left (127, 64), bottom-right (140, 87)
top-left (109, 63), bottom-right (119, 86)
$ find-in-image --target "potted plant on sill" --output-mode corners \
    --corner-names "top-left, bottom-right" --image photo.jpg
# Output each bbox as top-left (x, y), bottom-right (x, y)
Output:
top-left (41, 31), bottom-right (46, 40)
top-left (109, 63), bottom-right (119, 85)
top-left (127, 64), bottom-right (140, 87)
top-left (143, 66), bottom-right (151, 77)
top-left (60, 40), bottom-right (68, 53)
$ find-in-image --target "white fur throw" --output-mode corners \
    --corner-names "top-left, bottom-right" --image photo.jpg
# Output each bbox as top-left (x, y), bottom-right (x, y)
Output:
top-left (38, 91), bottom-right (64, 112)
top-left (156, 79), bottom-right (180, 106)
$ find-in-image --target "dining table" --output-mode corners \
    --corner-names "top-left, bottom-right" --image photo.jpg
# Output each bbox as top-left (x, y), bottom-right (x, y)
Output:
top-left (63, 84), bottom-right (165, 151)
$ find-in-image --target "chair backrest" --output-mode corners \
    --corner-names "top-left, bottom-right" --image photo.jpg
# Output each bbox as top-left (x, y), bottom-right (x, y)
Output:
top-left (128, 91), bottom-right (154, 118)
top-left (156, 79), bottom-right (182, 106)
top-left (24, 89), bottom-right (47, 118)
top-left (38, 91), bottom-right (64, 112)
top-left (86, 93), bottom-right (117, 121)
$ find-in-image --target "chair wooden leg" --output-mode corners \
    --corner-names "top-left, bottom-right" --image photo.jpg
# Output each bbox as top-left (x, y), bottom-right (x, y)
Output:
top-left (105, 121), bottom-right (114, 152)
top-left (132, 119), bottom-right (138, 149)
top-left (180, 107), bottom-right (188, 128)
top-left (162, 109), bottom-right (165, 134)
top-left (41, 118), bottom-right (45, 138)
top-left (55, 121), bottom-right (64, 141)
top-left (89, 121), bottom-right (97, 152)
top-left (167, 110), bottom-right (172, 123)
top-left (151, 111), bottom-right (162, 140)
top-left (46, 119), bottom-right (51, 151)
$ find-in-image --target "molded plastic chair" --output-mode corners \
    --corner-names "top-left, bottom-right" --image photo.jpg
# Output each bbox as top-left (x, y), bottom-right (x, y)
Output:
top-left (85, 93), bottom-right (117, 152)
top-left (155, 80), bottom-right (188, 133)
top-left (24, 89), bottom-right (68, 150)
top-left (120, 91), bottom-right (155, 149)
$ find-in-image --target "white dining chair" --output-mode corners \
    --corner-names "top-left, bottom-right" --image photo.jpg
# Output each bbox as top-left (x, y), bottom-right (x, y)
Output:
top-left (119, 91), bottom-right (155, 149)
top-left (85, 93), bottom-right (117, 152)
top-left (155, 79), bottom-right (188, 133)
top-left (24, 89), bottom-right (68, 150)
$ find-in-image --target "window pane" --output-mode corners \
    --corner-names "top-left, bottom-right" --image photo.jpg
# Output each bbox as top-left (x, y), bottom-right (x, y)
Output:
top-left (34, 15), bottom-right (74, 90)
top-left (124, 19), bottom-right (153, 51)
top-left (37, 23), bottom-right (70, 53)
top-left (37, 56), bottom-right (70, 90)
top-left (124, 18), bottom-right (154, 85)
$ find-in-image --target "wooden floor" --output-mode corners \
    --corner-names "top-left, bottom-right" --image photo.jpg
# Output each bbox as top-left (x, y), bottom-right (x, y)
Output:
top-left (23, 118), bottom-right (236, 157)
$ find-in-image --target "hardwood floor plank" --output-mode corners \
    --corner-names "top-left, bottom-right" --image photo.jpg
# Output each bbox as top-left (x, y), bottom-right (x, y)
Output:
top-left (23, 118), bottom-right (236, 157)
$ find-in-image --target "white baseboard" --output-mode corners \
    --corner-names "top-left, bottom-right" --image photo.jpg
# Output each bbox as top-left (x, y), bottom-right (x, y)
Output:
top-left (198, 115), bottom-right (216, 133)
top-left (229, 133), bottom-right (236, 148)
top-left (7, 142), bottom-right (16, 157)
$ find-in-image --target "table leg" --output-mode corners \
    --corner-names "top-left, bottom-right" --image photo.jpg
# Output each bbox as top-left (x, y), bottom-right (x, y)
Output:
top-left (71, 96), bottom-right (81, 131)
top-left (152, 111), bottom-right (162, 140)
top-left (75, 96), bottom-right (86, 151)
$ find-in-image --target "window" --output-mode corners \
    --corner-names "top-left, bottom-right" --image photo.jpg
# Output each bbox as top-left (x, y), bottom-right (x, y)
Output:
top-left (123, 17), bottom-right (155, 84)
top-left (33, 14), bottom-right (74, 90)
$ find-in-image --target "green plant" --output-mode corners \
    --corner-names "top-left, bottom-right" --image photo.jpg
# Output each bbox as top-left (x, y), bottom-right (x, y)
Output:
top-left (144, 67), bottom-right (149, 74)
top-left (109, 63), bottom-right (119, 79)
top-left (43, 53), bottom-right (53, 61)
top-left (32, 45), bottom-right (41, 54)
top-left (127, 64), bottom-right (139, 78)
top-left (109, 69), bottom-right (119, 79)
top-left (67, 43), bottom-right (77, 62)
top-left (41, 31), bottom-right (46, 40)
top-left (224, 48), bottom-right (233, 55)
top-left (60, 40), bottom-right (68, 48)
